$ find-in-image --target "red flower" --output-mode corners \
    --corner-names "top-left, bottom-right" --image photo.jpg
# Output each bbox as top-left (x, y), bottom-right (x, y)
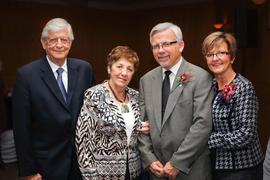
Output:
top-left (222, 84), bottom-right (236, 103)
top-left (178, 72), bottom-right (192, 86)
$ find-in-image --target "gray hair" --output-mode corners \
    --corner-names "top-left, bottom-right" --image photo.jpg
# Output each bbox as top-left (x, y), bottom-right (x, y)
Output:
top-left (149, 22), bottom-right (183, 44)
top-left (41, 18), bottom-right (74, 41)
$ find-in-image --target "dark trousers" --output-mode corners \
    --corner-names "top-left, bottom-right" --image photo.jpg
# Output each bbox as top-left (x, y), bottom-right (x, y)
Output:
top-left (125, 172), bottom-right (149, 180)
top-left (213, 163), bottom-right (263, 180)
top-left (125, 161), bottom-right (149, 180)
top-left (140, 169), bottom-right (150, 180)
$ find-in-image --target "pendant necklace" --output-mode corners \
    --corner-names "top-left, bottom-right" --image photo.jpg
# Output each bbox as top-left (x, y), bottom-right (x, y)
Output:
top-left (108, 82), bottom-right (129, 113)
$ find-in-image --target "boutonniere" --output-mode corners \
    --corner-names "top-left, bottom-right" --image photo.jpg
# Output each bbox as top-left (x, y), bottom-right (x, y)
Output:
top-left (178, 72), bottom-right (192, 86)
top-left (221, 84), bottom-right (236, 103)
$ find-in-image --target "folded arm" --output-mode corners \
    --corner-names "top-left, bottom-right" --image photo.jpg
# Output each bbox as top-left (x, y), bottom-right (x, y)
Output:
top-left (208, 83), bottom-right (259, 150)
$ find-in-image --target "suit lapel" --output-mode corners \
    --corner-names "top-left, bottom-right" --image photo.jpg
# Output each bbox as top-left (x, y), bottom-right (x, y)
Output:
top-left (171, 59), bottom-right (189, 91)
top-left (67, 59), bottom-right (78, 105)
top-left (152, 68), bottom-right (163, 131)
top-left (40, 57), bottom-right (69, 109)
top-left (162, 59), bottom-right (190, 126)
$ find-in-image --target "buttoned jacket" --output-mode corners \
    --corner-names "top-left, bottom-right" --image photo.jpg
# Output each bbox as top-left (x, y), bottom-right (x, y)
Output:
top-left (138, 59), bottom-right (214, 180)
top-left (208, 74), bottom-right (264, 170)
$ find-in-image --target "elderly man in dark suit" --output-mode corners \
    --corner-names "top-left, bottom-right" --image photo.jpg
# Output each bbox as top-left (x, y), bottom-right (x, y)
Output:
top-left (12, 18), bottom-right (95, 180)
top-left (138, 22), bottom-right (214, 180)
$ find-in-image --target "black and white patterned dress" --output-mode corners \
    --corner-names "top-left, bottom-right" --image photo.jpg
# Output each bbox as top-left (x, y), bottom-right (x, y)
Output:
top-left (208, 73), bottom-right (264, 170)
top-left (75, 82), bottom-right (142, 179)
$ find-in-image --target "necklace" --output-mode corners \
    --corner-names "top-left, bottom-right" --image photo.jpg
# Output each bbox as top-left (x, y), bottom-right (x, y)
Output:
top-left (108, 81), bottom-right (129, 113)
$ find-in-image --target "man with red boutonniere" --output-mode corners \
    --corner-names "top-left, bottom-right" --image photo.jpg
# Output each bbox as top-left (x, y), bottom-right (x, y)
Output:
top-left (138, 22), bottom-right (214, 180)
top-left (75, 46), bottom-right (150, 179)
top-left (202, 32), bottom-right (264, 180)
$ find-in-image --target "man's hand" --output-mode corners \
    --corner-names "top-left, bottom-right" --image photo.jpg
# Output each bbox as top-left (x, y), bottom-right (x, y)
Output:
top-left (23, 173), bottom-right (42, 180)
top-left (164, 161), bottom-right (179, 180)
top-left (148, 161), bottom-right (164, 178)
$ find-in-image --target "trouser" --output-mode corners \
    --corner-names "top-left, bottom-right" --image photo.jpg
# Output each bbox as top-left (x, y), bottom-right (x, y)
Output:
top-left (213, 162), bottom-right (263, 180)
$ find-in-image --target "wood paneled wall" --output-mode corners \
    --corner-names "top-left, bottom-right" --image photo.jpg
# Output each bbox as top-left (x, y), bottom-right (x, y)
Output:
top-left (0, 1), bottom-right (215, 88)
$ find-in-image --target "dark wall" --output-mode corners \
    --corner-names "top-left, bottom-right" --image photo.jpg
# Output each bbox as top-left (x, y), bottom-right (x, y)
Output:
top-left (0, 1), bottom-right (215, 89)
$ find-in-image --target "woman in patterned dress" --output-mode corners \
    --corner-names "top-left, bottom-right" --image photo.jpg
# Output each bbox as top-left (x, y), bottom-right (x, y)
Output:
top-left (202, 32), bottom-right (264, 180)
top-left (75, 46), bottom-right (149, 180)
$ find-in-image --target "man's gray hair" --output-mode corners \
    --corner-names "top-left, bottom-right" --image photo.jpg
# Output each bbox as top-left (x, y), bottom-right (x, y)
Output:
top-left (149, 22), bottom-right (183, 44)
top-left (41, 18), bottom-right (74, 41)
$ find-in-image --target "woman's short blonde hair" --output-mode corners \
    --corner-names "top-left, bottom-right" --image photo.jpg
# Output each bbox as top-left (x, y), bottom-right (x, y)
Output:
top-left (107, 46), bottom-right (139, 71)
top-left (202, 31), bottom-right (237, 58)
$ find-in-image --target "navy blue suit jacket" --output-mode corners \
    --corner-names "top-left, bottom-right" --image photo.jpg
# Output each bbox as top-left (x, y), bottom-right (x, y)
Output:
top-left (12, 56), bottom-right (95, 179)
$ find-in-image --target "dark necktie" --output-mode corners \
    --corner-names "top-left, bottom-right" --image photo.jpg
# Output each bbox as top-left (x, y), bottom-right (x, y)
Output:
top-left (56, 68), bottom-right (67, 102)
top-left (162, 70), bottom-right (171, 120)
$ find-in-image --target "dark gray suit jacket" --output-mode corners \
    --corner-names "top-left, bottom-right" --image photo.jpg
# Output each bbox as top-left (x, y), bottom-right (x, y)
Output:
top-left (138, 59), bottom-right (214, 180)
top-left (12, 56), bottom-right (95, 179)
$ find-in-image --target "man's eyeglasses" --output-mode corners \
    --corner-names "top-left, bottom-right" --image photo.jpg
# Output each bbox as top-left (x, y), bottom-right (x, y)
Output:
top-left (46, 38), bottom-right (71, 46)
top-left (205, 51), bottom-right (230, 59)
top-left (152, 41), bottom-right (178, 51)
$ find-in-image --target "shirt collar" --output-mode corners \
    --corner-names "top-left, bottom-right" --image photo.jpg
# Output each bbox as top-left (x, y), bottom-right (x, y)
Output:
top-left (162, 56), bottom-right (183, 76)
top-left (46, 55), bottom-right (68, 73)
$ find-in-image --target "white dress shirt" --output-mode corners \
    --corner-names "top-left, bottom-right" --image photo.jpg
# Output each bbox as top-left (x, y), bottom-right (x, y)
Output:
top-left (46, 56), bottom-right (68, 92)
top-left (162, 57), bottom-right (183, 89)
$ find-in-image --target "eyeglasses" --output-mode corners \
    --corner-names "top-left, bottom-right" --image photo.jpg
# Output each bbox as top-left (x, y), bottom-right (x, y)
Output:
top-left (152, 41), bottom-right (178, 51)
top-left (205, 51), bottom-right (230, 59)
top-left (46, 37), bottom-right (71, 46)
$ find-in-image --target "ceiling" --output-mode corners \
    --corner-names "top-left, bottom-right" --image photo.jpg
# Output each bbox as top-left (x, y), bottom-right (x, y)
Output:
top-left (10, 0), bottom-right (210, 10)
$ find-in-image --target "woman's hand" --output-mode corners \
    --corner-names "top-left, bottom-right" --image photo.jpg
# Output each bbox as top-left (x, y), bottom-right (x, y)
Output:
top-left (137, 121), bottom-right (150, 134)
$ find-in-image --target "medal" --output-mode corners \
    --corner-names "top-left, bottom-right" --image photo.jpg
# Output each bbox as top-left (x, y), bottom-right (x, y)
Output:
top-left (120, 103), bottom-right (129, 113)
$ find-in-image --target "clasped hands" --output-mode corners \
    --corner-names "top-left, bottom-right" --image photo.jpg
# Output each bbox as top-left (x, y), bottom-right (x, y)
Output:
top-left (149, 161), bottom-right (179, 180)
